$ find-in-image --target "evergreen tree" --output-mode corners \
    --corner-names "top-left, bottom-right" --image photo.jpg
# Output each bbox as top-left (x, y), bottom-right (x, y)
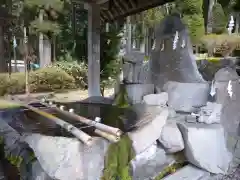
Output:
top-left (212, 3), bottom-right (227, 34)
top-left (176, 0), bottom-right (205, 44)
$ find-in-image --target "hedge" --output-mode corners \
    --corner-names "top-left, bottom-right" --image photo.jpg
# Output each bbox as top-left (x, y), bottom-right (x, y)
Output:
top-left (49, 61), bottom-right (88, 89)
top-left (0, 67), bottom-right (77, 96)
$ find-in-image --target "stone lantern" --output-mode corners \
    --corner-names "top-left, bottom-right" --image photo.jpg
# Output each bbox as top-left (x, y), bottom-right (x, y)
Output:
top-left (228, 15), bottom-right (235, 35)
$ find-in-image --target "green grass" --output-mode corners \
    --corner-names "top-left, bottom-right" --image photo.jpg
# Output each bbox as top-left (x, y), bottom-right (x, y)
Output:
top-left (0, 100), bottom-right (21, 110)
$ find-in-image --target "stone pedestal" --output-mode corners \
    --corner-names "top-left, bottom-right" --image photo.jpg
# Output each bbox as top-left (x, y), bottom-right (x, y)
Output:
top-left (125, 84), bottom-right (154, 104)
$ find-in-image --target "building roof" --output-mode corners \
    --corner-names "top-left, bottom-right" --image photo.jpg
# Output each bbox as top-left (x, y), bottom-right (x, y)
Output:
top-left (74, 0), bottom-right (174, 22)
top-left (100, 0), bottom-right (174, 22)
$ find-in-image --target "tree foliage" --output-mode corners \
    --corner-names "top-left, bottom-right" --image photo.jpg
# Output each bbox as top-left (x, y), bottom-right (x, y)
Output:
top-left (183, 14), bottom-right (205, 43)
top-left (176, 0), bottom-right (203, 14)
top-left (24, 0), bottom-right (65, 36)
top-left (176, 0), bottom-right (204, 44)
top-left (142, 7), bottom-right (165, 27)
top-left (211, 3), bottom-right (227, 34)
top-left (100, 23), bottom-right (123, 95)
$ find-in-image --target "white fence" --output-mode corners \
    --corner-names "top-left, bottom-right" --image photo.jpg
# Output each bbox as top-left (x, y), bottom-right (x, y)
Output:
top-left (9, 60), bottom-right (25, 72)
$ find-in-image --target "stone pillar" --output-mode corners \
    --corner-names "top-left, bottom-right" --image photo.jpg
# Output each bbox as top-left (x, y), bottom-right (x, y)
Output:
top-left (88, 3), bottom-right (101, 97)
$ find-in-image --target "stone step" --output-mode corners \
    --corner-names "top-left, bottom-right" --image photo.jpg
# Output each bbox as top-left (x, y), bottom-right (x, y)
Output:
top-left (162, 165), bottom-right (210, 180)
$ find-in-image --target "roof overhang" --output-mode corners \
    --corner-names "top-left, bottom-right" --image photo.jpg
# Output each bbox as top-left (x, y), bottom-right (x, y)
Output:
top-left (73, 0), bottom-right (174, 22)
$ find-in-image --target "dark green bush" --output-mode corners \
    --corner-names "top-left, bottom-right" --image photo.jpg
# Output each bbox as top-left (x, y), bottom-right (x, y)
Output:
top-left (50, 61), bottom-right (88, 88)
top-left (0, 67), bottom-right (77, 96)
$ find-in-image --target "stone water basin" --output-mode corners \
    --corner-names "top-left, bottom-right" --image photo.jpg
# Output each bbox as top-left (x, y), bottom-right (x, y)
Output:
top-left (0, 100), bottom-right (173, 180)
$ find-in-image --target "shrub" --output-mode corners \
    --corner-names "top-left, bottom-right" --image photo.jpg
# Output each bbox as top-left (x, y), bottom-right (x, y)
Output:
top-left (50, 61), bottom-right (88, 88)
top-left (201, 34), bottom-right (240, 57)
top-left (0, 67), bottom-right (77, 96)
top-left (183, 14), bottom-right (205, 44)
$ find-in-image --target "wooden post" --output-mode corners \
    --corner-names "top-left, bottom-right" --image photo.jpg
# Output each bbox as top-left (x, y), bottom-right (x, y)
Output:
top-left (87, 3), bottom-right (101, 96)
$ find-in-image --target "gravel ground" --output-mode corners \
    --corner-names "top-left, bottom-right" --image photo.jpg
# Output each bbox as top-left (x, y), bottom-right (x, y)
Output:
top-left (6, 88), bottom-right (115, 103)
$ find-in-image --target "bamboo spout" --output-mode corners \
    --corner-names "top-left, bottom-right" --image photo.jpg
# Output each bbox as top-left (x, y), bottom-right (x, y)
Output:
top-left (94, 129), bottom-right (120, 143)
top-left (13, 101), bottom-right (93, 146)
top-left (45, 103), bottom-right (123, 137)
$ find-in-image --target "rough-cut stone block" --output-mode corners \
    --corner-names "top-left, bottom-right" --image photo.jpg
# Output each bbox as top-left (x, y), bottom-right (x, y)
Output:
top-left (178, 123), bottom-right (232, 174)
top-left (164, 81), bottom-right (209, 112)
top-left (130, 143), bottom-right (174, 180)
top-left (0, 119), bottom-right (50, 179)
top-left (214, 67), bottom-right (239, 105)
top-left (128, 109), bottom-right (168, 154)
top-left (158, 122), bottom-right (184, 153)
top-left (24, 134), bottom-right (109, 180)
top-left (143, 92), bottom-right (168, 106)
top-left (126, 84), bottom-right (154, 104)
top-left (162, 165), bottom-right (210, 180)
top-left (215, 67), bottom-right (239, 82)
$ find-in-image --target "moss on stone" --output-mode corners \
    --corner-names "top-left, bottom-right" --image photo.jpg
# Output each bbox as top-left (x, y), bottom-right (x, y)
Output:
top-left (101, 134), bottom-right (135, 180)
top-left (154, 162), bottom-right (187, 180)
top-left (6, 154), bottom-right (23, 169)
top-left (0, 135), bottom-right (36, 173)
top-left (113, 84), bottom-right (131, 108)
top-left (154, 151), bottom-right (187, 179)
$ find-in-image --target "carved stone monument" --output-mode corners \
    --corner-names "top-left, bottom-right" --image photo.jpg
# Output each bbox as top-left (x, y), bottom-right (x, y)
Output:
top-left (150, 14), bottom-right (205, 91)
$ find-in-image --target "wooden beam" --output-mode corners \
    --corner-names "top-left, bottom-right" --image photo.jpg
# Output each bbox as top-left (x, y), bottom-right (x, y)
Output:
top-left (114, 0), bottom-right (125, 14)
top-left (118, 0), bottom-right (129, 12)
top-left (105, 0), bottom-right (174, 22)
top-left (101, 11), bottom-right (110, 20)
top-left (96, 0), bottom-right (109, 4)
top-left (106, 9), bottom-right (114, 20)
top-left (129, 0), bottom-right (137, 8)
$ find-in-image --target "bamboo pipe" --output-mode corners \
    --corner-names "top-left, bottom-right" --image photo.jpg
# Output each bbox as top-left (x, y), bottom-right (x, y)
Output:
top-left (42, 103), bottom-right (123, 137)
top-left (43, 106), bottom-right (120, 142)
top-left (94, 129), bottom-right (120, 143)
top-left (11, 101), bottom-right (93, 146)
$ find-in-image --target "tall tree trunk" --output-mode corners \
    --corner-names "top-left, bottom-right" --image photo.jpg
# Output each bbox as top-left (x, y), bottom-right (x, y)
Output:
top-left (8, 34), bottom-right (11, 77)
top-left (39, 9), bottom-right (44, 68)
top-left (24, 27), bottom-right (29, 95)
top-left (206, 0), bottom-right (215, 33)
top-left (42, 39), bottom-right (51, 66)
top-left (140, 21), bottom-right (145, 53)
top-left (126, 16), bottom-right (132, 53)
top-left (52, 35), bottom-right (56, 62)
top-left (235, 13), bottom-right (239, 33)
top-left (0, 26), bottom-right (7, 73)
